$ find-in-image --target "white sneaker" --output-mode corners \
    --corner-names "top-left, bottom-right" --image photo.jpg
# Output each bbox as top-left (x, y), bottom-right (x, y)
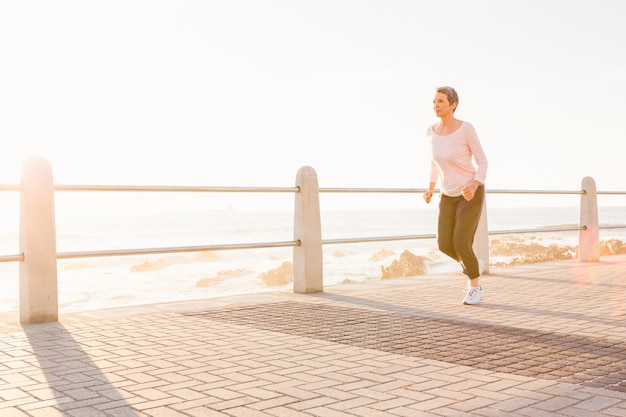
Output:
top-left (463, 287), bottom-right (483, 305)
top-left (464, 283), bottom-right (485, 301)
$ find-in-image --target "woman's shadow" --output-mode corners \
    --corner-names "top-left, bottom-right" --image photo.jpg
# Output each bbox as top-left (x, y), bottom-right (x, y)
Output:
top-left (22, 321), bottom-right (139, 416)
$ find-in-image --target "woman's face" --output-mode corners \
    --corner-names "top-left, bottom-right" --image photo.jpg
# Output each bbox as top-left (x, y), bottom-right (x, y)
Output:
top-left (433, 92), bottom-right (456, 117)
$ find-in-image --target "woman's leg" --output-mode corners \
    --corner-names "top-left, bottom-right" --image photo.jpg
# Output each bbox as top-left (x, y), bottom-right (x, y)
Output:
top-left (453, 186), bottom-right (485, 281)
top-left (437, 194), bottom-right (460, 262)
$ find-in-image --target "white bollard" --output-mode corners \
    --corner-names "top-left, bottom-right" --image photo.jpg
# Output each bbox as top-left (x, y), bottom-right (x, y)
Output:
top-left (579, 176), bottom-right (600, 262)
top-left (20, 157), bottom-right (58, 323)
top-left (293, 166), bottom-right (323, 293)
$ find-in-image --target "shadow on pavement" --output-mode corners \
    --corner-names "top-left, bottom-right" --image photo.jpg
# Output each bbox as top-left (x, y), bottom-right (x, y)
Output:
top-left (23, 322), bottom-right (138, 416)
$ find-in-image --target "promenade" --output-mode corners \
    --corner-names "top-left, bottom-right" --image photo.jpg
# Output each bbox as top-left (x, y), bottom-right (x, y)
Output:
top-left (1, 255), bottom-right (625, 417)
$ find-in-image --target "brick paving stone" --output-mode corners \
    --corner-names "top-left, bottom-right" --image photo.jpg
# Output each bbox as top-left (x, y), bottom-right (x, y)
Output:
top-left (369, 396), bottom-right (419, 410)
top-left (516, 407), bottom-right (569, 417)
top-left (389, 385), bottom-right (436, 403)
top-left (449, 396), bottom-right (500, 413)
top-left (409, 395), bottom-right (458, 412)
top-left (424, 386), bottom-right (474, 402)
top-left (184, 408), bottom-right (229, 417)
top-left (266, 406), bottom-right (324, 417)
top-left (142, 408), bottom-right (190, 417)
top-left (29, 409), bottom-right (68, 417)
top-left (284, 396), bottom-right (337, 411)
top-left (343, 406), bottom-right (393, 417)
top-left (389, 407), bottom-right (441, 417)
top-left (0, 409), bottom-right (32, 417)
top-left (170, 397), bottom-right (221, 412)
top-left (294, 406), bottom-right (354, 417)
top-left (0, 387), bottom-right (30, 401)
top-left (604, 405), bottom-right (626, 417)
top-left (535, 396), bottom-right (583, 412)
top-left (244, 395), bottom-right (299, 412)
top-left (494, 395), bottom-right (545, 413)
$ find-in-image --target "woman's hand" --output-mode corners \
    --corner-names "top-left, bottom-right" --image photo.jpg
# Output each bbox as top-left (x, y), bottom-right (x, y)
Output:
top-left (423, 189), bottom-right (434, 204)
top-left (462, 181), bottom-right (481, 201)
top-left (461, 186), bottom-right (474, 201)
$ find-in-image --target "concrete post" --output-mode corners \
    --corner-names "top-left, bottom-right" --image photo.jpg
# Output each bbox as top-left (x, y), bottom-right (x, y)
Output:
top-left (473, 195), bottom-right (490, 274)
top-left (579, 176), bottom-right (600, 262)
top-left (293, 166), bottom-right (323, 293)
top-left (20, 157), bottom-right (58, 323)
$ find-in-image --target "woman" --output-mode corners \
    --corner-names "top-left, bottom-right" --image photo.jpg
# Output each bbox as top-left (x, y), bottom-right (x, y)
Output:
top-left (423, 86), bottom-right (488, 305)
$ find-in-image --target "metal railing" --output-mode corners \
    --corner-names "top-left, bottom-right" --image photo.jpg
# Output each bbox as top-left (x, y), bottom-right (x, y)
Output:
top-left (7, 184), bottom-right (626, 255)
top-left (7, 159), bottom-right (626, 323)
top-left (5, 180), bottom-right (625, 262)
top-left (5, 185), bottom-right (626, 258)
top-left (5, 186), bottom-right (623, 259)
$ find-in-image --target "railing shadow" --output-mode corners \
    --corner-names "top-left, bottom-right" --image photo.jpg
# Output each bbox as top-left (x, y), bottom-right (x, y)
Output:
top-left (22, 322), bottom-right (138, 416)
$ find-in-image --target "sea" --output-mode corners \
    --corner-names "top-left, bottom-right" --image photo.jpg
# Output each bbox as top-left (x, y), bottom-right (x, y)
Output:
top-left (0, 195), bottom-right (625, 316)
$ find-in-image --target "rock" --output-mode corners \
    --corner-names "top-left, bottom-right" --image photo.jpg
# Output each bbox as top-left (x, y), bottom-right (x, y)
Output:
top-left (600, 239), bottom-right (626, 255)
top-left (260, 261), bottom-right (294, 286)
top-left (380, 250), bottom-right (427, 279)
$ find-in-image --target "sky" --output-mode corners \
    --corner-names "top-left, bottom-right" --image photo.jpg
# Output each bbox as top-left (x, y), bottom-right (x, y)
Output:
top-left (1, 0), bottom-right (625, 211)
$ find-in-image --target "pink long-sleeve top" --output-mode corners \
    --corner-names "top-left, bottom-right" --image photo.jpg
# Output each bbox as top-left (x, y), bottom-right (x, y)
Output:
top-left (427, 121), bottom-right (488, 197)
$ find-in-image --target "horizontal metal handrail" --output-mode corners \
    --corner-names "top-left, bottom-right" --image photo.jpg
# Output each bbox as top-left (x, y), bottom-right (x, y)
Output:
top-left (599, 225), bottom-right (626, 230)
top-left (54, 185), bottom-right (300, 193)
top-left (320, 188), bottom-right (587, 195)
top-left (0, 254), bottom-right (24, 262)
top-left (0, 184), bottom-right (21, 191)
top-left (1, 183), bottom-right (624, 263)
top-left (488, 226), bottom-right (585, 235)
top-left (55, 240), bottom-right (300, 260)
top-left (54, 225), bottom-right (612, 260)
top-left (0, 225), bottom-right (609, 262)
top-left (320, 187), bottom-right (425, 193)
top-left (485, 189), bottom-right (585, 195)
top-left (323, 234), bottom-right (436, 245)
top-left (321, 226), bottom-right (589, 246)
top-left (0, 184), bottom-right (301, 193)
top-left (1, 183), bottom-right (625, 195)
top-left (0, 222), bottom-right (622, 262)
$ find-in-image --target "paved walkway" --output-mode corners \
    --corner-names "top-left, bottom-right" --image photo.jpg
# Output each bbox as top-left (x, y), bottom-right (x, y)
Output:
top-left (1, 255), bottom-right (625, 416)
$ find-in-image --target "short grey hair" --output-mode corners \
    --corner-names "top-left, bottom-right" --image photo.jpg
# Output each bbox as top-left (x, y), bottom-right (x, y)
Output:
top-left (436, 86), bottom-right (459, 112)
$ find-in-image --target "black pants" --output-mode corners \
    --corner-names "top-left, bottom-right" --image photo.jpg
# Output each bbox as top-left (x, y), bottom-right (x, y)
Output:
top-left (437, 186), bottom-right (484, 279)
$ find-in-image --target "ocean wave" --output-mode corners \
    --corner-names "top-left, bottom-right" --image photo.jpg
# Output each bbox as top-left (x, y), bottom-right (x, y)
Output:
top-left (129, 255), bottom-right (190, 272)
top-left (63, 262), bottom-right (93, 271)
top-left (196, 268), bottom-right (248, 288)
top-left (369, 249), bottom-right (396, 262)
top-left (129, 250), bottom-right (220, 272)
top-left (193, 251), bottom-right (220, 262)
